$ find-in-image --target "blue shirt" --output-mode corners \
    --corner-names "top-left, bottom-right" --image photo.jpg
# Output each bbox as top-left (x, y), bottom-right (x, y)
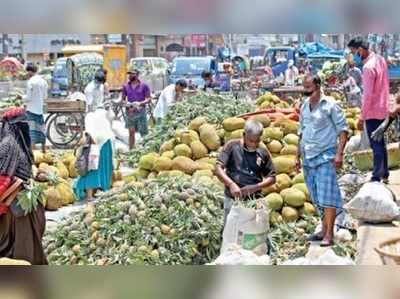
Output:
top-left (299, 96), bottom-right (348, 160)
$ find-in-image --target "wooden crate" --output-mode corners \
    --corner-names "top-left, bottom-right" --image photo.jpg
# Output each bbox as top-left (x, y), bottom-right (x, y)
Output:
top-left (45, 100), bottom-right (86, 113)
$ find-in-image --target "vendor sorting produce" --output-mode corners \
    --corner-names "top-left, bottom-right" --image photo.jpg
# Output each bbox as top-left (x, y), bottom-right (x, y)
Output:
top-left (0, 108), bottom-right (47, 265)
top-left (122, 67), bottom-right (152, 149)
top-left (153, 79), bottom-right (188, 123)
top-left (215, 119), bottom-right (276, 225)
top-left (297, 75), bottom-right (348, 247)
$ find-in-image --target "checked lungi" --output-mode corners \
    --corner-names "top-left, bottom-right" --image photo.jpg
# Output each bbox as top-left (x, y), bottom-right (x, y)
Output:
top-left (302, 148), bottom-right (343, 218)
top-left (26, 111), bottom-right (46, 145)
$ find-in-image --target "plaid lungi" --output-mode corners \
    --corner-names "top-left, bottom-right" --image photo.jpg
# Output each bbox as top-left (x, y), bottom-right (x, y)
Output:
top-left (302, 149), bottom-right (343, 217)
top-left (26, 111), bottom-right (46, 145)
top-left (124, 108), bottom-right (149, 137)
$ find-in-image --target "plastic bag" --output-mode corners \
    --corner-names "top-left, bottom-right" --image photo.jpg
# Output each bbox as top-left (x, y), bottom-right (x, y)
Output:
top-left (88, 144), bottom-right (101, 171)
top-left (281, 248), bottom-right (355, 265)
top-left (222, 203), bottom-right (269, 256)
top-left (345, 182), bottom-right (400, 223)
top-left (112, 120), bottom-right (129, 145)
top-left (209, 244), bottom-right (270, 265)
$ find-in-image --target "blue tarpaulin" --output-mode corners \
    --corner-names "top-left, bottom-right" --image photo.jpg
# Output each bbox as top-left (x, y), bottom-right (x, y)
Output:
top-left (298, 42), bottom-right (344, 58)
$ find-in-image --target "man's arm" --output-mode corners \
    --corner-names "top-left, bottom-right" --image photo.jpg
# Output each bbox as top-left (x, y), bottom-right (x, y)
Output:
top-left (22, 81), bottom-right (33, 102)
top-left (215, 163), bottom-right (242, 198)
top-left (140, 85), bottom-right (152, 107)
top-left (331, 103), bottom-right (349, 169)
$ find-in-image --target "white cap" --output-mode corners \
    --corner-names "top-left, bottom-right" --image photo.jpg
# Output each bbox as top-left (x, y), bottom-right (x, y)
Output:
top-left (288, 60), bottom-right (294, 67)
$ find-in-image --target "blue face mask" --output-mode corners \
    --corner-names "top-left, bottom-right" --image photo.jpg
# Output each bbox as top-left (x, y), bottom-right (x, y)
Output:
top-left (352, 53), bottom-right (362, 65)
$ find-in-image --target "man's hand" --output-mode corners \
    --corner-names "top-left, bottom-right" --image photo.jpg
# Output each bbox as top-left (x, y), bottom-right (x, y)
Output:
top-left (371, 117), bottom-right (392, 142)
top-left (240, 185), bottom-right (259, 197)
top-left (229, 183), bottom-right (242, 199)
top-left (357, 119), bottom-right (364, 131)
top-left (334, 152), bottom-right (344, 169)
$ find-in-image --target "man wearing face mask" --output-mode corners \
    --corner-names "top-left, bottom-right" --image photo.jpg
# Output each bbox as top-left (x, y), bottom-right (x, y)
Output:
top-left (347, 37), bottom-right (364, 70)
top-left (122, 68), bottom-right (151, 149)
top-left (215, 120), bottom-right (276, 226)
top-left (297, 75), bottom-right (348, 247)
top-left (84, 70), bottom-right (105, 113)
top-left (350, 39), bottom-right (390, 183)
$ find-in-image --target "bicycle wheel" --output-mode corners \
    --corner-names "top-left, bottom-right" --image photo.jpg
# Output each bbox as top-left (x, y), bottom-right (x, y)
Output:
top-left (46, 113), bottom-right (82, 149)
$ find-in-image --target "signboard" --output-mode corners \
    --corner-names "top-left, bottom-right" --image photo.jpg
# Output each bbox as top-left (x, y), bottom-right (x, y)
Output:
top-left (108, 34), bottom-right (122, 44)
top-left (183, 35), bottom-right (206, 48)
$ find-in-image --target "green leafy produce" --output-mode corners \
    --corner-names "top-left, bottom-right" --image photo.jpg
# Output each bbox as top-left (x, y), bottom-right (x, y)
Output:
top-left (43, 177), bottom-right (224, 265)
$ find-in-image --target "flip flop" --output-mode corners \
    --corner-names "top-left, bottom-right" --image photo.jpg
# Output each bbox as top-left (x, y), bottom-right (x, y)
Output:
top-left (320, 239), bottom-right (334, 247)
top-left (307, 232), bottom-right (324, 242)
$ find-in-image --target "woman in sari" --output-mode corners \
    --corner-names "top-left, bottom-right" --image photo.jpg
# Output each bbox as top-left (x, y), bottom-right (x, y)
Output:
top-left (0, 107), bottom-right (47, 264)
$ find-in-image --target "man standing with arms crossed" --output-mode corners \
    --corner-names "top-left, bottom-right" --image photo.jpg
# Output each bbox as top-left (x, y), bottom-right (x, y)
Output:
top-left (297, 75), bottom-right (348, 247)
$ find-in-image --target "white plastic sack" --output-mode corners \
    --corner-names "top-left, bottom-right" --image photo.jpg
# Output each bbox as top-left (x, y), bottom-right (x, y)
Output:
top-left (281, 248), bottom-right (355, 265)
top-left (312, 223), bottom-right (353, 242)
top-left (345, 135), bottom-right (361, 154)
top-left (88, 144), bottom-right (100, 171)
top-left (345, 182), bottom-right (400, 223)
top-left (222, 204), bottom-right (269, 256)
top-left (209, 244), bottom-right (270, 265)
top-left (114, 139), bottom-right (130, 154)
top-left (338, 174), bottom-right (366, 186)
top-left (112, 120), bottom-right (129, 145)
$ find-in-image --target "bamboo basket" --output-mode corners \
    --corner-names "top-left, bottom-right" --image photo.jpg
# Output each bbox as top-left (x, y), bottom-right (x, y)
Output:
top-left (375, 237), bottom-right (400, 265)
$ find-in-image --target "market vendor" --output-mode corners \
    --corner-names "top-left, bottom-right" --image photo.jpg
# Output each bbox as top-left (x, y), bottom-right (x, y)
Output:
top-left (0, 107), bottom-right (47, 264)
top-left (153, 79), bottom-right (187, 124)
top-left (84, 70), bottom-right (105, 112)
top-left (216, 63), bottom-right (233, 92)
top-left (297, 75), bottom-right (348, 247)
top-left (121, 67), bottom-right (152, 149)
top-left (201, 71), bottom-right (219, 92)
top-left (22, 64), bottom-right (48, 153)
top-left (215, 119), bottom-right (276, 226)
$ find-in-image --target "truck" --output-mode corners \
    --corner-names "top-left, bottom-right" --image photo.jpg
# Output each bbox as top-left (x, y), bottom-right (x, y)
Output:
top-left (51, 44), bottom-right (127, 96)
top-left (168, 56), bottom-right (218, 89)
top-left (129, 57), bottom-right (169, 92)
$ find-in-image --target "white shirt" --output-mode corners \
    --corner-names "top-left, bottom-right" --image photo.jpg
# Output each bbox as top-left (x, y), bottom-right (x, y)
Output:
top-left (24, 74), bottom-right (48, 115)
top-left (84, 81), bottom-right (104, 112)
top-left (285, 66), bottom-right (299, 86)
top-left (153, 84), bottom-right (179, 119)
top-left (344, 76), bottom-right (361, 95)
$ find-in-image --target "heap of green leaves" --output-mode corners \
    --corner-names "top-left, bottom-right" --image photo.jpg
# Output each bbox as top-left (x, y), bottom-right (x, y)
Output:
top-left (43, 176), bottom-right (224, 265)
top-left (120, 92), bottom-right (254, 166)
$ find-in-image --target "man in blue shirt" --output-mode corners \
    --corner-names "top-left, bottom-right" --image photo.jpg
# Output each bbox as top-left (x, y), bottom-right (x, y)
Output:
top-left (296, 75), bottom-right (349, 247)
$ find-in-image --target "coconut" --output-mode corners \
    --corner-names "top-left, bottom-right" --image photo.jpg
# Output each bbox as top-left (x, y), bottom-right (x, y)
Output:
top-left (281, 206), bottom-right (299, 222)
top-left (292, 173), bottom-right (304, 185)
top-left (267, 140), bottom-right (283, 154)
top-left (292, 183), bottom-right (310, 200)
top-left (300, 202), bottom-right (316, 216)
top-left (174, 144), bottom-right (193, 158)
top-left (280, 144), bottom-right (298, 156)
top-left (283, 134), bottom-right (300, 146)
top-left (264, 193), bottom-right (284, 211)
top-left (262, 127), bottom-right (284, 142)
top-left (262, 184), bottom-right (279, 196)
top-left (280, 188), bottom-right (306, 208)
top-left (190, 141), bottom-right (208, 159)
top-left (272, 155), bottom-right (296, 174)
top-left (276, 174), bottom-right (292, 191)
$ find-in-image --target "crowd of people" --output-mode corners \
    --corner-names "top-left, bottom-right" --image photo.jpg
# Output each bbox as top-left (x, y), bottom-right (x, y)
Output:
top-left (0, 36), bottom-right (395, 264)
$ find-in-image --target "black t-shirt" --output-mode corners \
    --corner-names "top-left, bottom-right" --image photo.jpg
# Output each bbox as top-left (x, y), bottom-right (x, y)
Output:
top-left (217, 140), bottom-right (276, 198)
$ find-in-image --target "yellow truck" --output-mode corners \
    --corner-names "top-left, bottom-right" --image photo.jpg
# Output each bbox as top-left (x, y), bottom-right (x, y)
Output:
top-left (61, 44), bottom-right (127, 92)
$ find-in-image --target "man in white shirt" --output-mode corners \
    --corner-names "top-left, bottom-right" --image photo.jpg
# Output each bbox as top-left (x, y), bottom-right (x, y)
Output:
top-left (84, 71), bottom-right (105, 113)
top-left (23, 64), bottom-right (48, 152)
top-left (153, 79), bottom-right (187, 124)
top-left (285, 60), bottom-right (299, 86)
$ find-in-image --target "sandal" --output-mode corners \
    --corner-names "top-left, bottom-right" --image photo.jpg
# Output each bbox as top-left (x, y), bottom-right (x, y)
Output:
top-left (382, 178), bottom-right (390, 185)
top-left (320, 239), bottom-right (334, 247)
top-left (307, 232), bottom-right (324, 242)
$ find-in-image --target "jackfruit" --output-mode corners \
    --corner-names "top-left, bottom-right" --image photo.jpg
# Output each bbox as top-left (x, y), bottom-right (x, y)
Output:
top-left (280, 144), bottom-right (298, 156)
top-left (190, 141), bottom-right (209, 159)
top-left (282, 206), bottom-right (299, 222)
top-left (189, 116), bottom-right (208, 132)
top-left (283, 134), bottom-right (300, 146)
top-left (272, 155), bottom-right (296, 174)
top-left (138, 154), bottom-right (157, 171)
top-left (172, 156), bottom-right (198, 175)
top-left (180, 130), bottom-right (200, 145)
top-left (262, 127), bottom-right (284, 142)
top-left (199, 124), bottom-right (221, 151)
top-left (174, 144), bottom-right (193, 158)
top-left (154, 157), bottom-right (173, 172)
top-left (264, 193), bottom-right (284, 211)
top-left (249, 115), bottom-right (271, 128)
top-left (162, 150), bottom-right (175, 159)
top-left (280, 188), bottom-right (306, 208)
top-left (222, 117), bottom-right (245, 132)
top-left (267, 140), bottom-right (283, 154)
